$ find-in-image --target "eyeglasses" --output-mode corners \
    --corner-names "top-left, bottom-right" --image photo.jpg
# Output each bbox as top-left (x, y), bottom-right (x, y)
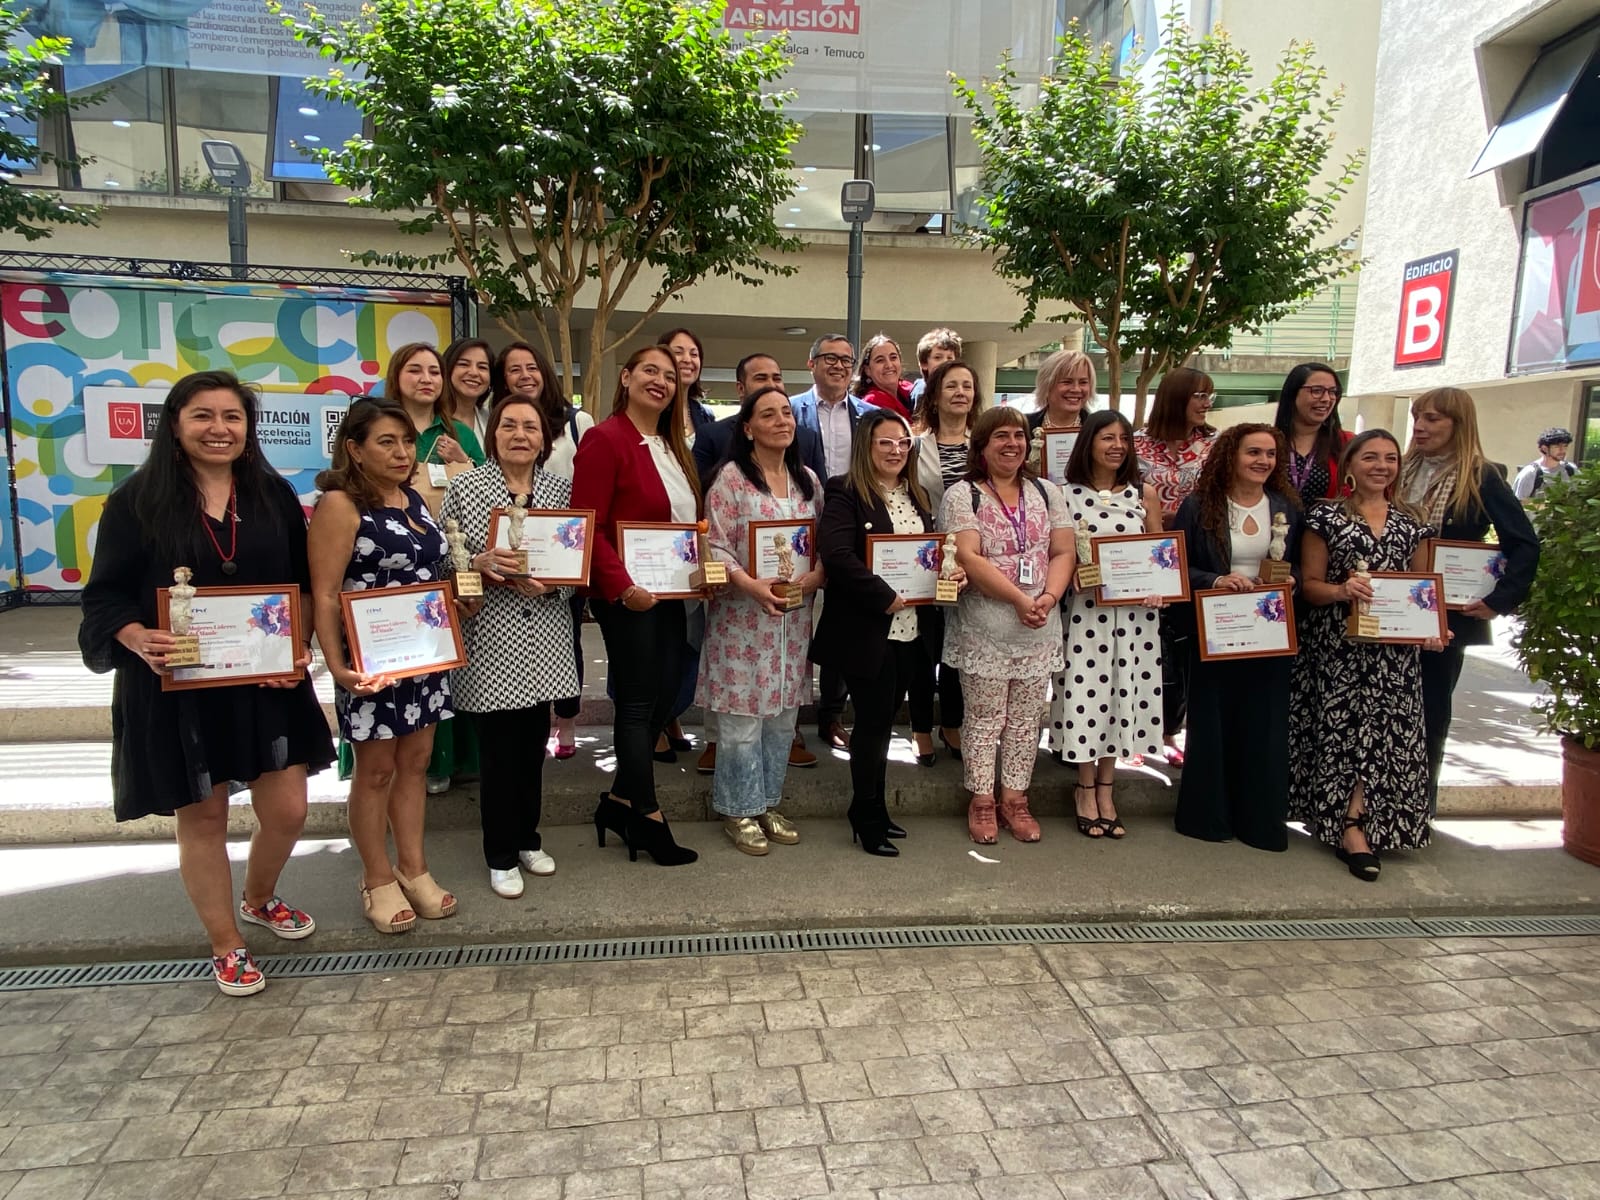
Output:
top-left (873, 437), bottom-right (913, 452)
top-left (1300, 384), bottom-right (1341, 400)
top-left (1190, 393), bottom-right (1215, 403)
top-left (813, 353), bottom-right (853, 367)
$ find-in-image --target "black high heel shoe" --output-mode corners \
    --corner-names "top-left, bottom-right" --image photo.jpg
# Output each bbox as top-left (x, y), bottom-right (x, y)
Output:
top-left (594, 792), bottom-right (631, 848)
top-left (1336, 815), bottom-right (1380, 881)
top-left (912, 735), bottom-right (936, 768)
top-left (850, 823), bottom-right (900, 857)
top-left (666, 734), bottom-right (694, 752)
top-left (885, 819), bottom-right (907, 839)
top-left (937, 729), bottom-right (962, 762)
top-left (625, 810), bottom-right (699, 866)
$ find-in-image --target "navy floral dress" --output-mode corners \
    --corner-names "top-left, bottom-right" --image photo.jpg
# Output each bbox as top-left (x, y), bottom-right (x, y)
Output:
top-left (335, 485), bottom-right (455, 742)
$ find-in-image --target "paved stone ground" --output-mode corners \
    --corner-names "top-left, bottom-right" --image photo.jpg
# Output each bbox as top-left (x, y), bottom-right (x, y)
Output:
top-left (0, 935), bottom-right (1598, 1199)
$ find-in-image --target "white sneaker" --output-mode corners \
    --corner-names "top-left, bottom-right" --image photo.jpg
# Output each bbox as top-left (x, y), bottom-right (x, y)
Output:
top-left (518, 849), bottom-right (556, 876)
top-left (489, 868), bottom-right (524, 898)
top-left (426, 775), bottom-right (451, 796)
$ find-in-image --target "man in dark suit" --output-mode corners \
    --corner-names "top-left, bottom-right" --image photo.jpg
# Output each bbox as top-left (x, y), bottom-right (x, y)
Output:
top-left (691, 352), bottom-right (822, 773)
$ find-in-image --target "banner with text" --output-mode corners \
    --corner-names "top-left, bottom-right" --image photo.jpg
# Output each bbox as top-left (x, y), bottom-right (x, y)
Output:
top-left (1, 276), bottom-right (452, 592)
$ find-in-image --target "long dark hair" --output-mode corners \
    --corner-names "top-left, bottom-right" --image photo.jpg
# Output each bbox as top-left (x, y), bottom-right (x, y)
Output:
top-left (441, 337), bottom-right (493, 422)
top-left (844, 408), bottom-right (931, 512)
top-left (1273, 362), bottom-right (1344, 469)
top-left (384, 342), bottom-right (449, 430)
top-left (612, 346), bottom-right (701, 507)
top-left (118, 371), bottom-right (288, 558)
top-left (657, 327), bottom-right (706, 404)
top-left (494, 340), bottom-right (576, 447)
top-left (714, 385), bottom-right (816, 502)
top-left (1064, 409), bottom-right (1140, 490)
top-left (315, 397), bottom-right (416, 511)
top-left (1191, 423), bottom-right (1297, 551)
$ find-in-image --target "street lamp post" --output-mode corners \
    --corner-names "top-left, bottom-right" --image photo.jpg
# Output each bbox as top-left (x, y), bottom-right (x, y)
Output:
top-left (201, 140), bottom-right (251, 280)
top-left (840, 179), bottom-right (875, 361)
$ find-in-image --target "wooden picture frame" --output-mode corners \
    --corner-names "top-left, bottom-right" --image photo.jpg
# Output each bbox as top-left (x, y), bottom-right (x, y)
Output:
top-left (156, 584), bottom-right (306, 691)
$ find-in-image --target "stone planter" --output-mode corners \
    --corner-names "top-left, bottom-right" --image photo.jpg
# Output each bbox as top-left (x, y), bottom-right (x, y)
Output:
top-left (1563, 736), bottom-right (1600, 866)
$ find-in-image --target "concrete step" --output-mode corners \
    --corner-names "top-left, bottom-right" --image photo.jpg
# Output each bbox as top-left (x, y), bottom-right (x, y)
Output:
top-left (0, 733), bottom-right (1561, 845)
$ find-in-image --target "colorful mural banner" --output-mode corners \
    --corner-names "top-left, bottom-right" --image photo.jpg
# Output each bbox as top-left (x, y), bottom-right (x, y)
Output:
top-left (1, 275), bottom-right (453, 592)
top-left (1510, 176), bottom-right (1600, 375)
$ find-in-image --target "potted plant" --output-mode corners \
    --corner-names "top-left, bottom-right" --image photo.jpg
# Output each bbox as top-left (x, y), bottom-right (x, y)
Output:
top-left (1513, 459), bottom-right (1600, 865)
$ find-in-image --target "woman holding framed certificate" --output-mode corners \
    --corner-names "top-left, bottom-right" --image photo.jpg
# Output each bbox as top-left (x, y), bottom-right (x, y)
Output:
top-left (570, 345), bottom-right (701, 867)
top-left (1049, 410), bottom-right (1167, 838)
top-left (698, 387), bottom-right (825, 855)
top-left (1290, 430), bottom-right (1443, 880)
top-left (308, 398), bottom-right (460, 933)
top-left (1025, 349), bottom-right (1095, 483)
top-left (939, 407), bottom-right (1074, 844)
top-left (1170, 424), bottom-right (1302, 851)
top-left (1400, 388), bottom-right (1539, 815)
top-left (79, 371), bottom-right (333, 996)
top-left (440, 396), bottom-right (580, 897)
top-left (914, 359), bottom-right (986, 764)
top-left (812, 410), bottom-right (942, 855)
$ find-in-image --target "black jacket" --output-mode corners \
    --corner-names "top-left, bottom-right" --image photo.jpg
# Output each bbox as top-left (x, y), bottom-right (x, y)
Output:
top-left (810, 476), bottom-right (933, 676)
top-left (692, 413), bottom-right (828, 492)
top-left (1170, 490), bottom-right (1303, 639)
top-left (1433, 464), bottom-right (1539, 647)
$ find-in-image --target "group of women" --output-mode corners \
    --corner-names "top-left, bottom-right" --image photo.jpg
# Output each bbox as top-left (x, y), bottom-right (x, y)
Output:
top-left (79, 334), bottom-right (1538, 996)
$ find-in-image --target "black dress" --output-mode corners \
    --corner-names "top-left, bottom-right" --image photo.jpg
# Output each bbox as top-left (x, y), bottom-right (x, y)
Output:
top-left (1288, 502), bottom-right (1434, 851)
top-left (78, 478), bottom-right (335, 822)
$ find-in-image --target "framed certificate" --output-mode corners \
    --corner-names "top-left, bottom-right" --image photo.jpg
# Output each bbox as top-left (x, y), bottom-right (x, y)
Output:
top-left (1427, 539), bottom-right (1506, 610)
top-left (156, 585), bottom-right (305, 691)
top-left (1040, 429), bottom-right (1079, 484)
top-left (1366, 572), bottom-right (1449, 644)
top-left (866, 532), bottom-right (943, 606)
top-left (340, 581), bottom-right (468, 681)
top-left (488, 507), bottom-right (595, 585)
top-left (1195, 586), bottom-right (1298, 662)
top-left (1093, 531), bottom-right (1190, 606)
top-left (748, 519), bottom-right (815, 577)
top-left (617, 521), bottom-right (703, 599)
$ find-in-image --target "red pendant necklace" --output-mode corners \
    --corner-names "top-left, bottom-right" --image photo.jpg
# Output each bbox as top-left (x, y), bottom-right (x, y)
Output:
top-left (199, 481), bottom-right (240, 576)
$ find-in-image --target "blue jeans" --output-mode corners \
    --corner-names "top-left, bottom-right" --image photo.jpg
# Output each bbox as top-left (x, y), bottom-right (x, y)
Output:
top-left (712, 708), bottom-right (798, 818)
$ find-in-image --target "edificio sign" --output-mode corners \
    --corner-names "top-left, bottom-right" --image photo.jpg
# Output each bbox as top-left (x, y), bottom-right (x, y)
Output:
top-left (1394, 249), bottom-right (1458, 368)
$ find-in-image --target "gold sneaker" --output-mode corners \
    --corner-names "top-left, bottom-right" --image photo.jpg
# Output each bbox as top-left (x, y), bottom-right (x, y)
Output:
top-left (723, 817), bottom-right (769, 856)
top-left (757, 809), bottom-right (800, 845)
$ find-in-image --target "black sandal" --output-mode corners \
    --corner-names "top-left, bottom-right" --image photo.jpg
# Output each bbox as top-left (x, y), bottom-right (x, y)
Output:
top-left (1336, 815), bottom-right (1380, 881)
top-left (1095, 778), bottom-right (1126, 839)
top-left (1073, 785), bottom-right (1105, 838)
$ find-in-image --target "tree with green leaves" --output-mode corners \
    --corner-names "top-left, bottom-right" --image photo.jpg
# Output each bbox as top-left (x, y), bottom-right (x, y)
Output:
top-left (0, 7), bottom-right (99, 240)
top-left (953, 16), bottom-right (1363, 421)
top-left (283, 0), bottom-right (800, 403)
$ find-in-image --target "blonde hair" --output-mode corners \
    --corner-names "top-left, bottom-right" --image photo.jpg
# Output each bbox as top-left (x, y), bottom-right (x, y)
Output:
top-left (1404, 387), bottom-right (1486, 517)
top-left (1033, 350), bottom-right (1097, 424)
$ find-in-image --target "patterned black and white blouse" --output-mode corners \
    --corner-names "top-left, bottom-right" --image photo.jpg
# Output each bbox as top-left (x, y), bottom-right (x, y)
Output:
top-left (438, 460), bottom-right (581, 713)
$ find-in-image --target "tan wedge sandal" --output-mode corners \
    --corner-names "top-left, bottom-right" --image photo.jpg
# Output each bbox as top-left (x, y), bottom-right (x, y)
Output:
top-left (361, 879), bottom-right (416, 934)
top-left (393, 868), bottom-right (458, 919)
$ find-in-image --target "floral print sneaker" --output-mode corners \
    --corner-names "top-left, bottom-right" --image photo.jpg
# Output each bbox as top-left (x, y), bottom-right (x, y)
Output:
top-left (212, 947), bottom-right (266, 997)
top-left (239, 896), bottom-right (317, 941)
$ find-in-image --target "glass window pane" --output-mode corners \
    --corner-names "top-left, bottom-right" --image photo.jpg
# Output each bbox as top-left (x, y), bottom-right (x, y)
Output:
top-left (778, 111), bottom-right (856, 232)
top-left (1580, 384), bottom-right (1600, 465)
top-left (953, 116), bottom-right (984, 229)
top-left (869, 114), bottom-right (950, 213)
top-left (1470, 27), bottom-right (1600, 178)
top-left (172, 69), bottom-right (270, 196)
top-left (270, 76), bottom-right (362, 183)
top-left (64, 65), bottom-right (167, 193)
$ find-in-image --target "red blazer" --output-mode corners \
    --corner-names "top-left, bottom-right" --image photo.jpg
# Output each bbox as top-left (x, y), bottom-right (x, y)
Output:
top-left (1322, 430), bottom-right (1355, 498)
top-left (571, 413), bottom-right (694, 602)
top-left (859, 382), bottom-right (914, 422)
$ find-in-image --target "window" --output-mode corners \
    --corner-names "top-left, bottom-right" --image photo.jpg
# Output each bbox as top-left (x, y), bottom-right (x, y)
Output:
top-left (867, 114), bottom-right (951, 215)
top-left (269, 77), bottom-right (362, 183)
top-left (63, 66), bottom-right (168, 193)
top-left (953, 117), bottom-right (984, 230)
top-left (172, 71), bottom-right (270, 196)
top-left (1580, 383), bottom-right (1600, 465)
top-left (777, 111), bottom-right (858, 232)
top-left (1471, 24), bottom-right (1600, 179)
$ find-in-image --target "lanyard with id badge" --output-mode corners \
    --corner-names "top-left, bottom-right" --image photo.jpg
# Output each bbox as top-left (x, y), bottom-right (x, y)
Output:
top-left (985, 482), bottom-right (1036, 587)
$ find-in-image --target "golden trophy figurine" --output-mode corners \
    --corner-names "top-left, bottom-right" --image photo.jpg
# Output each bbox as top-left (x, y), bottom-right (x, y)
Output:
top-left (773, 532), bottom-right (803, 610)
top-left (1028, 425), bottom-right (1045, 475)
top-left (505, 494), bottom-right (530, 576)
top-left (1260, 510), bottom-right (1293, 584)
top-left (690, 519), bottom-right (727, 590)
top-left (166, 566), bottom-right (203, 667)
top-left (445, 518), bottom-right (483, 598)
top-left (1074, 516), bottom-right (1102, 589)
top-left (1345, 556), bottom-right (1380, 640)
top-left (935, 531), bottom-right (961, 604)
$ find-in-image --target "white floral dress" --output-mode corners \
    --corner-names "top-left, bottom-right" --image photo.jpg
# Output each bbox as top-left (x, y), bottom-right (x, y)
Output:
top-left (335, 485), bottom-right (455, 742)
top-left (696, 466), bottom-right (822, 717)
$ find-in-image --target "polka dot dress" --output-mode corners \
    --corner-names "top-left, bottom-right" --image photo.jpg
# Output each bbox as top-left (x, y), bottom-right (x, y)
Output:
top-left (1046, 484), bottom-right (1163, 763)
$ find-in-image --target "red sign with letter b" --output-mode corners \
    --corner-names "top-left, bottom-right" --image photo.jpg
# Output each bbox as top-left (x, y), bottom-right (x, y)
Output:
top-left (1394, 250), bottom-right (1458, 368)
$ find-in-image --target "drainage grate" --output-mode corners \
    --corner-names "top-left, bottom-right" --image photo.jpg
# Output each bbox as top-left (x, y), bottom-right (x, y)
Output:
top-left (1, 914), bottom-right (1596, 992)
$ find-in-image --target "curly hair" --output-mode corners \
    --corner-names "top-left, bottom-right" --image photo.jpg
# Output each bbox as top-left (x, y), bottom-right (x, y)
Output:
top-left (1190, 423), bottom-right (1297, 551)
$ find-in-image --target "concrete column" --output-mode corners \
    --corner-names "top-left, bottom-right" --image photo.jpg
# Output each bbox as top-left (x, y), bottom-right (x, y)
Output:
top-left (1351, 394), bottom-right (1407, 438)
top-left (965, 339), bottom-right (999, 403)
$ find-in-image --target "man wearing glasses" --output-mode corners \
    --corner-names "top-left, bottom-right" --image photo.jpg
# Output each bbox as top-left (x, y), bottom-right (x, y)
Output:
top-left (790, 334), bottom-right (875, 751)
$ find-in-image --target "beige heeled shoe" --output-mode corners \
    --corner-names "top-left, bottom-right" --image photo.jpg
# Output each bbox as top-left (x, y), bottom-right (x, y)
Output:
top-left (360, 879), bottom-right (416, 934)
top-left (393, 868), bottom-right (457, 919)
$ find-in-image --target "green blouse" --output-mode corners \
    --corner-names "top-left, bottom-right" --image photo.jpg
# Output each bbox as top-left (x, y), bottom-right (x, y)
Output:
top-left (415, 415), bottom-right (485, 466)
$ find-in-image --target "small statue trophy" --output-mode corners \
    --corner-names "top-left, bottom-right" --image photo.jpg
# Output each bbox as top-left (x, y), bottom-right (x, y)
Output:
top-left (1074, 516), bottom-right (1102, 589)
top-left (445, 518), bottom-right (483, 598)
top-left (1028, 426), bottom-right (1046, 476)
top-left (1260, 511), bottom-right (1292, 584)
top-left (773, 533), bottom-right (804, 611)
top-left (690, 519), bottom-right (727, 590)
top-left (1345, 557), bottom-right (1380, 641)
top-left (166, 566), bottom-right (203, 667)
top-left (935, 531), bottom-right (961, 604)
top-left (505, 494), bottom-right (530, 576)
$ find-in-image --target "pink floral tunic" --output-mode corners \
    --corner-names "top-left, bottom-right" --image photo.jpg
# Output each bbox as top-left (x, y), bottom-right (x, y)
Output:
top-left (696, 466), bottom-right (823, 718)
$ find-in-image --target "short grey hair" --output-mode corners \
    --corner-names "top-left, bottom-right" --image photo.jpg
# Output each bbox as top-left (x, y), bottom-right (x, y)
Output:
top-left (809, 333), bottom-right (853, 361)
